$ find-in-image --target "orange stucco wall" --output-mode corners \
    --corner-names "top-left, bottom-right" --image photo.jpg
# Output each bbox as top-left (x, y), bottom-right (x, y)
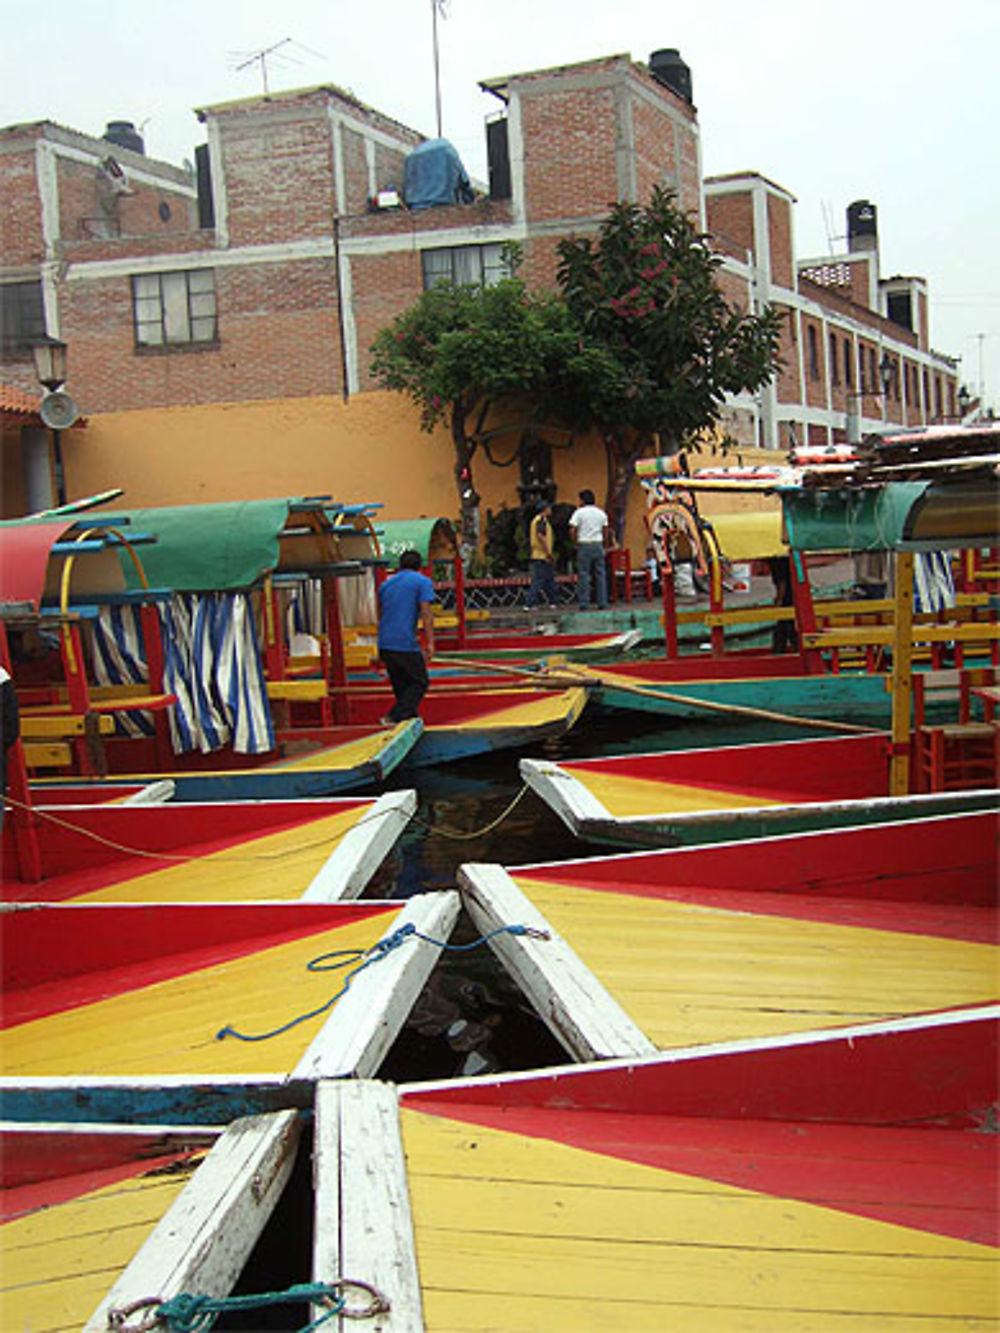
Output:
top-left (58, 393), bottom-right (779, 563)
top-left (60, 391), bottom-right (652, 554)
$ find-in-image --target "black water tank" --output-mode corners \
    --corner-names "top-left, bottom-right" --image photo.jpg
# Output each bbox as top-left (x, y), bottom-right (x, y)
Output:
top-left (103, 120), bottom-right (145, 156)
top-left (649, 49), bottom-right (693, 104)
top-left (847, 199), bottom-right (878, 250)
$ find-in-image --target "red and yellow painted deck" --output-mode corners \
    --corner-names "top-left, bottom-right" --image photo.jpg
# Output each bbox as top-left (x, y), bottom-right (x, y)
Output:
top-left (2, 1125), bottom-right (213, 1332)
top-left (1, 791), bottom-right (414, 903)
top-left (2, 1111), bottom-right (302, 1333)
top-left (1, 894), bottom-right (458, 1109)
top-left (306, 1011), bottom-right (998, 1331)
top-left (459, 811), bottom-right (999, 1059)
top-left (521, 732), bottom-right (1000, 848)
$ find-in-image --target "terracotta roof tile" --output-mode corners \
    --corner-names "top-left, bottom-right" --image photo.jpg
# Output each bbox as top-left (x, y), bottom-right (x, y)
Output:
top-left (0, 384), bottom-right (42, 418)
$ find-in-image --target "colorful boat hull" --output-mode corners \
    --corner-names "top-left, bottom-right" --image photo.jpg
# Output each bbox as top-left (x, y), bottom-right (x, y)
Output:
top-left (521, 733), bottom-right (1000, 848)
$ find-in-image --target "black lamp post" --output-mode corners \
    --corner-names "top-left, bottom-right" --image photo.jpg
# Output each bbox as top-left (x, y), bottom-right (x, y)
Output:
top-left (29, 336), bottom-right (70, 506)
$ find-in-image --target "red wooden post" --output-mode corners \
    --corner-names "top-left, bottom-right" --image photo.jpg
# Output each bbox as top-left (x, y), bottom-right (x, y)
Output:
top-left (1, 620), bottom-right (42, 884)
top-left (709, 559), bottom-right (725, 658)
top-left (661, 557), bottom-right (678, 659)
top-left (323, 576), bottom-right (349, 724)
top-left (61, 620), bottom-right (98, 775)
top-left (453, 556), bottom-right (467, 648)
top-left (792, 551), bottom-right (822, 673)
top-left (140, 600), bottom-right (172, 769)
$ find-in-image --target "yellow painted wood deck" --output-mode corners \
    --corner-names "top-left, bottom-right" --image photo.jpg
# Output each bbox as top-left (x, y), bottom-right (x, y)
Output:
top-left (568, 769), bottom-right (775, 816)
top-left (3, 915), bottom-right (389, 1078)
top-left (400, 1108), bottom-right (999, 1332)
top-left (71, 807), bottom-right (369, 903)
top-left (265, 729), bottom-right (401, 771)
top-left (2, 1158), bottom-right (198, 1333)
top-left (510, 879), bottom-right (998, 1047)
top-left (445, 689), bottom-right (586, 731)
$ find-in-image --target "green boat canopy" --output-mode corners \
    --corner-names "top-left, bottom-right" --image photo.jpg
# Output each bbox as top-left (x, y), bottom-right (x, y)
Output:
top-left (95, 499), bottom-right (382, 592)
top-left (98, 500), bottom-right (294, 591)
top-left (779, 478), bottom-right (1000, 553)
top-left (377, 518), bottom-right (458, 565)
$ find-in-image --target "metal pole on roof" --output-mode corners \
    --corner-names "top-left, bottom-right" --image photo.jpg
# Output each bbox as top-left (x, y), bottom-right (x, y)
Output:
top-left (431, 0), bottom-right (445, 137)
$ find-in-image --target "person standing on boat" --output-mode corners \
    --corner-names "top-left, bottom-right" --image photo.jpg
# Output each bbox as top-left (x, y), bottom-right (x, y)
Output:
top-left (569, 489), bottom-right (610, 610)
top-left (526, 501), bottom-right (559, 609)
top-left (377, 550), bottom-right (436, 724)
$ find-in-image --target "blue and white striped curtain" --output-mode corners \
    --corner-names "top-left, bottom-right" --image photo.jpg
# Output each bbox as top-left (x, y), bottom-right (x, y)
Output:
top-left (91, 604), bottom-right (154, 738)
top-left (913, 551), bottom-right (956, 615)
top-left (92, 594), bottom-right (274, 756)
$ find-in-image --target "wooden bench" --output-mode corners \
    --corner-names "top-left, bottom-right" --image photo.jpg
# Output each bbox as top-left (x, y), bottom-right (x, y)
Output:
top-left (911, 668), bottom-right (999, 793)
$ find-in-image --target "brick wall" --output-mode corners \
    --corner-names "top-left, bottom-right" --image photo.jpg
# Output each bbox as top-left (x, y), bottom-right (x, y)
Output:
top-left (705, 189), bottom-right (754, 260)
top-left (521, 86), bottom-right (620, 223)
top-left (0, 137), bottom-right (45, 265)
top-left (767, 193), bottom-right (793, 289)
top-left (218, 111), bottom-right (336, 248)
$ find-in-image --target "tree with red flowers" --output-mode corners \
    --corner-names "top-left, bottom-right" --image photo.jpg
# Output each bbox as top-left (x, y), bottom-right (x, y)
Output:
top-left (556, 186), bottom-right (783, 541)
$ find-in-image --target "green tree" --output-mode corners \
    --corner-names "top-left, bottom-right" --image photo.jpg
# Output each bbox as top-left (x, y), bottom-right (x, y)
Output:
top-left (556, 186), bottom-right (783, 541)
top-left (370, 267), bottom-right (616, 562)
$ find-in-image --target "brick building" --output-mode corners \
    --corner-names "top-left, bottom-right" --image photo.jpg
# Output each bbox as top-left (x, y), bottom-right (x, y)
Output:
top-left (0, 48), bottom-right (960, 512)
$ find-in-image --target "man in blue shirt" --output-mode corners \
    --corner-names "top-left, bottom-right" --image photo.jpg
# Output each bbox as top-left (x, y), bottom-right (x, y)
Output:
top-left (377, 550), bottom-right (436, 723)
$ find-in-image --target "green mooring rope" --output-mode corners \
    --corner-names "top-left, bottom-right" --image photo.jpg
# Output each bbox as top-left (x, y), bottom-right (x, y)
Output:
top-left (143, 1281), bottom-right (347, 1332)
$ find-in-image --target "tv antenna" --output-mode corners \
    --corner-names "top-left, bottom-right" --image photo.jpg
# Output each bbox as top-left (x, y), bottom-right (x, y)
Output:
top-left (232, 38), bottom-right (303, 94)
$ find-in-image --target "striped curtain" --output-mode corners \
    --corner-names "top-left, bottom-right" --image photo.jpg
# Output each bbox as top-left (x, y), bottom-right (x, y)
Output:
top-left (92, 595), bottom-right (274, 756)
top-left (91, 605), bottom-right (154, 738)
top-left (913, 551), bottom-right (956, 615)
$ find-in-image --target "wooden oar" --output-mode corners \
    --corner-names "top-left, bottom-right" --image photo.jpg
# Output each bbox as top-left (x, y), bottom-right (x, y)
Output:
top-left (441, 654), bottom-right (881, 735)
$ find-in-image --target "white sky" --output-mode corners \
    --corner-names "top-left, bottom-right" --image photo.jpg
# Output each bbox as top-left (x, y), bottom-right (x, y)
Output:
top-left (5, 0), bottom-right (998, 408)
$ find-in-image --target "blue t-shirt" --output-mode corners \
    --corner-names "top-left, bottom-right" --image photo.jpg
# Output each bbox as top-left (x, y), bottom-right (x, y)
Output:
top-left (377, 568), bottom-right (436, 652)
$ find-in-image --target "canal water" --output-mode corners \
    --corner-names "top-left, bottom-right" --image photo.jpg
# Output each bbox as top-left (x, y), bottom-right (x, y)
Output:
top-left (368, 703), bottom-right (787, 1084)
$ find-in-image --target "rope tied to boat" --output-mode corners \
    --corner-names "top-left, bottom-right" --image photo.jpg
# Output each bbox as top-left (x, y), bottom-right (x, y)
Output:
top-left (215, 920), bottom-right (549, 1043)
top-left (107, 1278), bottom-right (388, 1331)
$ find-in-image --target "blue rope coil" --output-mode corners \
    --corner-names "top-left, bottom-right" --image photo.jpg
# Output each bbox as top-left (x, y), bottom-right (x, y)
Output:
top-left (216, 921), bottom-right (547, 1044)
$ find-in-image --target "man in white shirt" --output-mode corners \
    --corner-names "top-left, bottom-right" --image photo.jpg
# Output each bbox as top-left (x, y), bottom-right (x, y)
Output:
top-left (569, 489), bottom-right (609, 610)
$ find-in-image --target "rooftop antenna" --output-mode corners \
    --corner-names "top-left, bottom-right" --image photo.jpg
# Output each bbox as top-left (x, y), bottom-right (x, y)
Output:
top-left (820, 199), bottom-right (837, 254)
top-left (431, 0), bottom-right (447, 137)
top-left (235, 38), bottom-right (293, 94)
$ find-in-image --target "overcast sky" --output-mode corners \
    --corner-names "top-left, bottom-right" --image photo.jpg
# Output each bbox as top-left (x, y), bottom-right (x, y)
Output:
top-left (5, 0), bottom-right (997, 409)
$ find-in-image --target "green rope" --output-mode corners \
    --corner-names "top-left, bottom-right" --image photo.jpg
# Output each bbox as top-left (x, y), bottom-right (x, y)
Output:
top-left (149, 1281), bottom-right (345, 1332)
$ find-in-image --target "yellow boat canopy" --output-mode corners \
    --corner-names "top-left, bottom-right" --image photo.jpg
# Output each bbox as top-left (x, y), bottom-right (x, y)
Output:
top-left (702, 510), bottom-right (786, 561)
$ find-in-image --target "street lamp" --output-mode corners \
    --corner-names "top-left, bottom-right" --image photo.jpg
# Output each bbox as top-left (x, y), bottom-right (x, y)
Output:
top-left (29, 336), bottom-right (75, 507)
top-left (30, 335), bottom-right (68, 391)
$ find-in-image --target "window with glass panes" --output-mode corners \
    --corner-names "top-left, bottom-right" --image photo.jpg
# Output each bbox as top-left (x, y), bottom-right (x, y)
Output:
top-left (132, 270), bottom-right (217, 347)
top-left (421, 244), bottom-right (508, 289)
top-left (0, 280), bottom-right (46, 352)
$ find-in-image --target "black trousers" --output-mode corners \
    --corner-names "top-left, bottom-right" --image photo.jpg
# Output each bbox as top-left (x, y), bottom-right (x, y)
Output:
top-left (380, 649), bottom-right (429, 719)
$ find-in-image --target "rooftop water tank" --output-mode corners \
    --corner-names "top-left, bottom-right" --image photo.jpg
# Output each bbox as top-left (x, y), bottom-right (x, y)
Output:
top-left (649, 49), bottom-right (693, 104)
top-left (102, 120), bottom-right (145, 156)
top-left (847, 200), bottom-right (878, 251)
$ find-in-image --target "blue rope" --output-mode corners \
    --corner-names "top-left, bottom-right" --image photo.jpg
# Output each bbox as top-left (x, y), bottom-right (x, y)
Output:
top-left (152, 1282), bottom-right (343, 1332)
top-left (216, 922), bottom-right (546, 1044)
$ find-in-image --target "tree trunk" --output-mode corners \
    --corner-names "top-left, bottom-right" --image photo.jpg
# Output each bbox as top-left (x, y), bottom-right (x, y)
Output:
top-left (603, 430), bottom-right (652, 548)
top-left (451, 402), bottom-right (481, 568)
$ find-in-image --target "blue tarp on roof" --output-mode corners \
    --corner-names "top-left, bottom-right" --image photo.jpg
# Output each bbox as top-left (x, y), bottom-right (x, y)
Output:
top-left (404, 139), bottom-right (474, 210)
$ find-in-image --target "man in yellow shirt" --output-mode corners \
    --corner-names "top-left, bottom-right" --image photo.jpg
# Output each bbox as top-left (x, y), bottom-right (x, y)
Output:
top-left (526, 502), bottom-right (559, 608)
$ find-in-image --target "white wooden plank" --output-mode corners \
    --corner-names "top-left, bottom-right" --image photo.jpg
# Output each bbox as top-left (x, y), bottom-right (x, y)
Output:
top-left (294, 891), bottom-right (461, 1081)
top-left (85, 1108), bottom-right (302, 1332)
top-left (458, 864), bottom-right (655, 1062)
top-left (117, 779), bottom-right (176, 804)
top-left (302, 790), bottom-right (417, 902)
top-left (519, 757), bottom-right (608, 834)
top-left (314, 1080), bottom-right (424, 1332)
